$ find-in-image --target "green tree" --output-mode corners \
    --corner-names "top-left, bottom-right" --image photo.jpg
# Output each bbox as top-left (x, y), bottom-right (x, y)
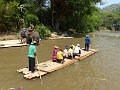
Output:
top-left (50, 0), bottom-right (101, 34)
top-left (0, 1), bottom-right (19, 32)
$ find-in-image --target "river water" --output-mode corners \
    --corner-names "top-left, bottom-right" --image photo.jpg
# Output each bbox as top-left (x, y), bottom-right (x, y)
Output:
top-left (0, 31), bottom-right (120, 90)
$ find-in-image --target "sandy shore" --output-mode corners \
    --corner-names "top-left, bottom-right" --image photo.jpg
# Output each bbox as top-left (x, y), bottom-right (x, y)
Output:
top-left (0, 34), bottom-right (19, 41)
top-left (0, 34), bottom-right (73, 41)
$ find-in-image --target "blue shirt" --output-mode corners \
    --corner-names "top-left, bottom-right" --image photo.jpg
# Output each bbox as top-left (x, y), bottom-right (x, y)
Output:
top-left (28, 44), bottom-right (36, 58)
top-left (85, 37), bottom-right (90, 44)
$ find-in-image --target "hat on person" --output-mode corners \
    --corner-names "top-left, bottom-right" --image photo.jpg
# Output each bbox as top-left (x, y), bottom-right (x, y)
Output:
top-left (54, 46), bottom-right (59, 49)
top-left (22, 27), bottom-right (26, 30)
top-left (65, 45), bottom-right (68, 49)
top-left (77, 44), bottom-right (80, 46)
top-left (86, 35), bottom-right (89, 37)
top-left (31, 41), bottom-right (37, 44)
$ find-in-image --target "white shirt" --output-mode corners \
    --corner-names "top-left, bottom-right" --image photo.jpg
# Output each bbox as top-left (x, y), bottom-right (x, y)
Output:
top-left (63, 49), bottom-right (68, 57)
top-left (68, 48), bottom-right (73, 56)
top-left (73, 46), bottom-right (80, 54)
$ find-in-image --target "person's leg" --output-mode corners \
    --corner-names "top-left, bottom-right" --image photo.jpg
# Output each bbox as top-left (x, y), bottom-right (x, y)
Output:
top-left (61, 59), bottom-right (64, 64)
top-left (53, 59), bottom-right (56, 62)
top-left (70, 55), bottom-right (72, 59)
top-left (21, 36), bottom-right (23, 43)
top-left (85, 43), bottom-right (87, 51)
top-left (63, 56), bottom-right (66, 60)
top-left (28, 57), bottom-right (32, 71)
top-left (31, 57), bottom-right (35, 72)
top-left (73, 53), bottom-right (77, 58)
top-left (56, 59), bottom-right (59, 63)
top-left (87, 44), bottom-right (89, 51)
top-left (73, 53), bottom-right (75, 58)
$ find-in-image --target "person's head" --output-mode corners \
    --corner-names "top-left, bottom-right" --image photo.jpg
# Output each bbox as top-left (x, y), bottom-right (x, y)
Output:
top-left (77, 44), bottom-right (80, 47)
top-left (65, 46), bottom-right (68, 49)
top-left (54, 46), bottom-right (59, 49)
top-left (86, 35), bottom-right (89, 38)
top-left (30, 23), bottom-right (34, 29)
top-left (31, 41), bottom-right (37, 45)
top-left (59, 49), bottom-right (63, 52)
top-left (28, 28), bottom-right (34, 34)
top-left (22, 28), bottom-right (26, 32)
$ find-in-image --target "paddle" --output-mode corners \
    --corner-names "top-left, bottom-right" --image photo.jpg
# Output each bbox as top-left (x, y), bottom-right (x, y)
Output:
top-left (36, 57), bottom-right (43, 84)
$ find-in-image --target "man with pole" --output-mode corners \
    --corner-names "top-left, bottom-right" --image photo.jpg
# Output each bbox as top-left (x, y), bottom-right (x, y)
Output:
top-left (28, 41), bottom-right (42, 82)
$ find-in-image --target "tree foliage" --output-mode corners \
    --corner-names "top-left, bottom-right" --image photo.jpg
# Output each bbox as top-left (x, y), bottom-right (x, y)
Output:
top-left (0, 0), bottom-right (102, 36)
top-left (50, 0), bottom-right (101, 33)
top-left (100, 4), bottom-right (120, 31)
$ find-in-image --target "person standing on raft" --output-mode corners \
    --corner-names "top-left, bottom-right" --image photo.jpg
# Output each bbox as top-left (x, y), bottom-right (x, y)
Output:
top-left (28, 41), bottom-right (37, 73)
top-left (85, 35), bottom-right (90, 51)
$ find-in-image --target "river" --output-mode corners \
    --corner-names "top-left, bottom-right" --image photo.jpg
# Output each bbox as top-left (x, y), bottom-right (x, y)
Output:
top-left (0, 31), bottom-right (120, 90)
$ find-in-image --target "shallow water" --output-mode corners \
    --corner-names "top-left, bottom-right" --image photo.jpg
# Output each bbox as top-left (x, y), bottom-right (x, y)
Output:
top-left (0, 31), bottom-right (120, 90)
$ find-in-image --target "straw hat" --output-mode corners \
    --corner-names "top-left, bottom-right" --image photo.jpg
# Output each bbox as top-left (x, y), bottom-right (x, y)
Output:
top-left (77, 44), bottom-right (80, 46)
top-left (54, 46), bottom-right (59, 49)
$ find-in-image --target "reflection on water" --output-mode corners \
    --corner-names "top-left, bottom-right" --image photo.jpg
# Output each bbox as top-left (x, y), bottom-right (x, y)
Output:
top-left (0, 31), bottom-right (120, 90)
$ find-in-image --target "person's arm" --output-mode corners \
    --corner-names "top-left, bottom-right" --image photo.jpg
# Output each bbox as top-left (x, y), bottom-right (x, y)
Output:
top-left (89, 39), bottom-right (90, 42)
top-left (34, 52), bottom-right (37, 57)
top-left (34, 46), bottom-right (37, 58)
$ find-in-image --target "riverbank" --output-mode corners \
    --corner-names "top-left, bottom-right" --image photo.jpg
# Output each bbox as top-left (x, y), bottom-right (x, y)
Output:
top-left (0, 34), bottom-right (19, 41)
top-left (0, 33), bottom-right (73, 41)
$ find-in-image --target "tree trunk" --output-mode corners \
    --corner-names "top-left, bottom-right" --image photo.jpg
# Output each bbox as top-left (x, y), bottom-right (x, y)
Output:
top-left (51, 0), bottom-right (54, 27)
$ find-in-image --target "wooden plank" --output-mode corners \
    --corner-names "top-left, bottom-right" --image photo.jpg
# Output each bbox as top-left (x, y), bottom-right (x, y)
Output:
top-left (0, 43), bottom-right (27, 48)
top-left (17, 67), bottom-right (29, 74)
top-left (37, 59), bottom-right (77, 73)
top-left (23, 71), bottom-right (47, 79)
top-left (0, 40), bottom-right (27, 48)
top-left (17, 49), bottom-right (98, 79)
top-left (0, 40), bottom-right (20, 45)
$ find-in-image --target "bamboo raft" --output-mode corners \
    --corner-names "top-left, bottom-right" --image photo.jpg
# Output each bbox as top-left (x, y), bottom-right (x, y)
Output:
top-left (17, 49), bottom-right (98, 79)
top-left (0, 40), bottom-right (27, 48)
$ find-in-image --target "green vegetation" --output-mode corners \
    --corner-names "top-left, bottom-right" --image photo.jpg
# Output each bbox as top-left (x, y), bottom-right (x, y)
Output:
top-left (0, 0), bottom-right (102, 38)
top-left (100, 3), bottom-right (120, 31)
top-left (36, 24), bottom-right (51, 39)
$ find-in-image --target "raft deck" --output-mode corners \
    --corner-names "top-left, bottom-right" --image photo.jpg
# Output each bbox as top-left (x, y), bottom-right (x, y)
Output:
top-left (0, 40), bottom-right (27, 48)
top-left (17, 49), bottom-right (98, 79)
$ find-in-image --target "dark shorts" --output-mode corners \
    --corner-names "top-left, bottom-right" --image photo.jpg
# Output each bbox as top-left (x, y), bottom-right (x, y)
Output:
top-left (56, 59), bottom-right (63, 63)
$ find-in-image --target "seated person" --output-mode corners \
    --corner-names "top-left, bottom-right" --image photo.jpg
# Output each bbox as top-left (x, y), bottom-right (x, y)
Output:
top-left (68, 46), bottom-right (73, 59)
top-left (73, 44), bottom-right (81, 58)
top-left (52, 46), bottom-right (58, 62)
top-left (63, 46), bottom-right (69, 59)
top-left (56, 49), bottom-right (64, 63)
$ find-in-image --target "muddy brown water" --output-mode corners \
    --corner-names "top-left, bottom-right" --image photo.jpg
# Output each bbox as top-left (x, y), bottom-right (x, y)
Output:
top-left (0, 31), bottom-right (120, 90)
